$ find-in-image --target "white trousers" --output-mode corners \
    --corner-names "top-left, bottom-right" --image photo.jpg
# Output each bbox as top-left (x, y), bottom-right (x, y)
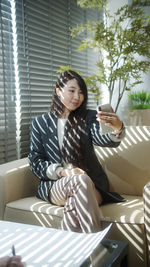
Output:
top-left (49, 174), bottom-right (102, 233)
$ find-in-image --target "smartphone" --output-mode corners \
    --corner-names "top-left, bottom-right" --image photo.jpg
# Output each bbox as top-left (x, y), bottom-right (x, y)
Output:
top-left (97, 103), bottom-right (113, 134)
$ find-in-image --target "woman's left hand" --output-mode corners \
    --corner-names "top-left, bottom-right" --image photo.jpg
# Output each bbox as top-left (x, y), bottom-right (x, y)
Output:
top-left (96, 108), bottom-right (123, 134)
top-left (60, 167), bottom-right (86, 177)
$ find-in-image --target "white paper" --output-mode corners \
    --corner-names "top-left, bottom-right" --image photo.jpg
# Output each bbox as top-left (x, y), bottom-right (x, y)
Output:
top-left (0, 221), bottom-right (112, 267)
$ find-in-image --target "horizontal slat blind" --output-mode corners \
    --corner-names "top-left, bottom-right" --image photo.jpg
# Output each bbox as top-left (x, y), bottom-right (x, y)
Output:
top-left (1, 0), bottom-right (102, 163)
top-left (86, 8), bottom-right (102, 108)
top-left (15, 0), bottom-right (101, 158)
top-left (0, 0), bottom-right (17, 164)
top-left (16, 0), bottom-right (54, 157)
top-left (69, 1), bottom-right (87, 73)
top-left (15, 0), bottom-right (72, 157)
top-left (70, 2), bottom-right (102, 108)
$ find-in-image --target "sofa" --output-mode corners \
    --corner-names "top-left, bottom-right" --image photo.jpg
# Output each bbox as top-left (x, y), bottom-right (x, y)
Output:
top-left (0, 126), bottom-right (150, 267)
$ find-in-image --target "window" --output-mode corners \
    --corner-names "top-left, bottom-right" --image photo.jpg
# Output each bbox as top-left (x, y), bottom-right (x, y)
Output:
top-left (0, 0), bottom-right (102, 164)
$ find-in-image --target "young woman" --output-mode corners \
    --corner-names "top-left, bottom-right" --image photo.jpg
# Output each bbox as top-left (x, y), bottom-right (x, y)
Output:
top-left (28, 70), bottom-right (125, 233)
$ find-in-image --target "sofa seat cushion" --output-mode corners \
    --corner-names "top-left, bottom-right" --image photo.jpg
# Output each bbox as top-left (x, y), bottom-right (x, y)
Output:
top-left (100, 194), bottom-right (144, 224)
top-left (5, 196), bottom-right (64, 217)
top-left (4, 197), bottom-right (63, 228)
top-left (4, 195), bottom-right (144, 227)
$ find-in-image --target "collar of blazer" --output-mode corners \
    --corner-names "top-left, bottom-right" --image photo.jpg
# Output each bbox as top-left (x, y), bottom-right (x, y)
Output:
top-left (44, 112), bottom-right (62, 162)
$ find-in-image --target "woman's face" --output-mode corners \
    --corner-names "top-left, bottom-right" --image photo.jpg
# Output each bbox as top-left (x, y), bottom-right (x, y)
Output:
top-left (56, 78), bottom-right (84, 115)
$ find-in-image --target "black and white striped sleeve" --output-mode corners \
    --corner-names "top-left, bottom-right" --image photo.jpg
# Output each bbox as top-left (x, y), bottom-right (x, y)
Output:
top-left (28, 116), bottom-right (62, 180)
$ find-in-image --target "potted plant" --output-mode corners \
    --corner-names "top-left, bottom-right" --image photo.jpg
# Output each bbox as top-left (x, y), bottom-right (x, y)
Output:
top-left (129, 91), bottom-right (150, 110)
top-left (128, 90), bottom-right (150, 125)
top-left (69, 0), bottom-right (150, 113)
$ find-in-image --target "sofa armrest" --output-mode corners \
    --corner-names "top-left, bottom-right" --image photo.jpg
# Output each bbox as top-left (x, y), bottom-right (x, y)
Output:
top-left (0, 158), bottom-right (39, 219)
top-left (143, 181), bottom-right (150, 264)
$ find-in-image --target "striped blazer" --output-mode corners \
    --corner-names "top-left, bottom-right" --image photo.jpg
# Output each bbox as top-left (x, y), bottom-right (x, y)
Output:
top-left (28, 110), bottom-right (123, 202)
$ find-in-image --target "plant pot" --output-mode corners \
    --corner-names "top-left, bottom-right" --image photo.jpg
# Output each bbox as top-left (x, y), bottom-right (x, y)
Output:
top-left (129, 109), bottom-right (150, 125)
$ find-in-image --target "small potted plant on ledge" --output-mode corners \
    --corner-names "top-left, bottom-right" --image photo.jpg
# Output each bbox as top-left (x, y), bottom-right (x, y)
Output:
top-left (128, 90), bottom-right (150, 125)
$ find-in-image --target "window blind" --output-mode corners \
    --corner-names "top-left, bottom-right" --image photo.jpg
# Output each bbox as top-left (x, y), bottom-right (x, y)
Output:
top-left (0, 0), bottom-right (17, 164)
top-left (15, 0), bottom-right (55, 158)
top-left (70, 2), bottom-right (102, 108)
top-left (1, 0), bottom-right (102, 163)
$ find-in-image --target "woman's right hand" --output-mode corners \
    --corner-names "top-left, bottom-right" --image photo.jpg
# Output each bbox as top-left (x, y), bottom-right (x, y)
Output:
top-left (60, 167), bottom-right (86, 177)
top-left (0, 256), bottom-right (26, 267)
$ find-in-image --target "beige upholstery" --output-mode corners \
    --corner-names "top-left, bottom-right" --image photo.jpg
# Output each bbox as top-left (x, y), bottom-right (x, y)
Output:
top-left (143, 182), bottom-right (150, 265)
top-left (0, 126), bottom-right (150, 266)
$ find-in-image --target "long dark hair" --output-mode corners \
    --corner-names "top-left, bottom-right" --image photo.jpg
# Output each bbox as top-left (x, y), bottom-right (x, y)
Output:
top-left (50, 70), bottom-right (88, 168)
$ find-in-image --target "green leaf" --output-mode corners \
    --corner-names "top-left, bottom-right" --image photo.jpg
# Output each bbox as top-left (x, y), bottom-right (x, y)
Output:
top-left (128, 90), bottom-right (150, 109)
top-left (77, 0), bottom-right (106, 9)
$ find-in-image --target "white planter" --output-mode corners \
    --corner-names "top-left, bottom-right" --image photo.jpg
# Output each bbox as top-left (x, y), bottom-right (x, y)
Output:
top-left (129, 109), bottom-right (150, 125)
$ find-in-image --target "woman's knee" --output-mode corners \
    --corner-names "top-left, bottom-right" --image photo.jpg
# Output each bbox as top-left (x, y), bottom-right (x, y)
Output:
top-left (74, 174), bottom-right (102, 202)
top-left (73, 173), bottom-right (94, 188)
